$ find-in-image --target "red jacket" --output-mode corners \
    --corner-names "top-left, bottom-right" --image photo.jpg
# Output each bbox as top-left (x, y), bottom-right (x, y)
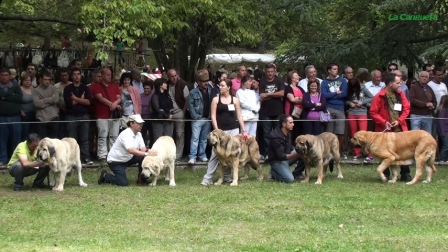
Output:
top-left (369, 89), bottom-right (410, 132)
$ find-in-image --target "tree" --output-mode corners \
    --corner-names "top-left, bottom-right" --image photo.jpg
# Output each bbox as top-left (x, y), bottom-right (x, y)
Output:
top-left (80, 0), bottom-right (262, 83)
top-left (275, 0), bottom-right (448, 72)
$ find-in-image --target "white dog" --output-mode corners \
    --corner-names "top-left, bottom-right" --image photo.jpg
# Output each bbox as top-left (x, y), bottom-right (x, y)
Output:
top-left (37, 137), bottom-right (88, 191)
top-left (141, 136), bottom-right (176, 186)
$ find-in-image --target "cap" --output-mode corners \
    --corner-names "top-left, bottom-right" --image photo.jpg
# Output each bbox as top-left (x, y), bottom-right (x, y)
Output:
top-left (128, 114), bottom-right (145, 123)
top-left (197, 72), bottom-right (209, 82)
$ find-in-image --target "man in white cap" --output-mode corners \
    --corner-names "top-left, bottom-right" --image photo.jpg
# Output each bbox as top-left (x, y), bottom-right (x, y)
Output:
top-left (97, 114), bottom-right (158, 186)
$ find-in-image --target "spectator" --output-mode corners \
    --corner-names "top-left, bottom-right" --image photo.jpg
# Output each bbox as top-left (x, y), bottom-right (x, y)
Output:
top-left (321, 63), bottom-right (348, 157)
top-left (284, 70), bottom-right (305, 140)
top-left (140, 81), bottom-right (154, 147)
top-left (19, 73), bottom-right (36, 141)
top-left (167, 69), bottom-right (190, 160)
top-left (301, 79), bottom-right (327, 135)
top-left (187, 69), bottom-right (212, 164)
top-left (54, 68), bottom-right (72, 139)
top-left (259, 63), bottom-right (285, 160)
top-left (131, 68), bottom-right (144, 94)
top-left (409, 71), bottom-right (436, 133)
top-left (91, 68), bottom-right (122, 162)
top-left (268, 114), bottom-right (301, 183)
top-left (32, 70), bottom-right (59, 139)
top-left (298, 65), bottom-right (323, 92)
top-left (64, 68), bottom-right (93, 165)
top-left (118, 72), bottom-right (142, 130)
top-left (369, 72), bottom-right (412, 182)
top-left (151, 78), bottom-right (174, 143)
top-left (23, 64), bottom-right (38, 88)
top-left (231, 65), bottom-right (247, 94)
top-left (0, 68), bottom-right (22, 165)
top-left (97, 114), bottom-right (158, 186)
top-left (200, 79), bottom-right (247, 186)
top-left (346, 78), bottom-right (374, 161)
top-left (437, 95), bottom-right (448, 163)
top-left (7, 133), bottom-right (49, 191)
top-left (9, 68), bottom-right (18, 86)
top-left (236, 75), bottom-right (260, 137)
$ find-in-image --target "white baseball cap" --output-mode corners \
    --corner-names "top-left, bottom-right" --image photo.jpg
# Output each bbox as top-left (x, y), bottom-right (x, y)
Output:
top-left (128, 114), bottom-right (145, 123)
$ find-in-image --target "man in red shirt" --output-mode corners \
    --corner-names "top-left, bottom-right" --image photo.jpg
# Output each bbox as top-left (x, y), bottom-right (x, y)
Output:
top-left (91, 68), bottom-right (122, 162)
top-left (369, 72), bottom-right (412, 182)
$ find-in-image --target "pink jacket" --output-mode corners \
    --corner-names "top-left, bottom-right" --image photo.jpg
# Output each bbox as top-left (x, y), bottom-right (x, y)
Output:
top-left (121, 86), bottom-right (142, 115)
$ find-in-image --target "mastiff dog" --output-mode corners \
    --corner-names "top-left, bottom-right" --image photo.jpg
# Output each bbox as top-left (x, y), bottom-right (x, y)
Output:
top-left (351, 130), bottom-right (437, 184)
top-left (295, 132), bottom-right (343, 184)
top-left (141, 136), bottom-right (176, 186)
top-left (208, 129), bottom-right (263, 186)
top-left (37, 137), bottom-right (88, 191)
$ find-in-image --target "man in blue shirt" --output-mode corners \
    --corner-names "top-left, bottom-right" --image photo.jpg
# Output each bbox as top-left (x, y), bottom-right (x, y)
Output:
top-left (321, 63), bottom-right (348, 155)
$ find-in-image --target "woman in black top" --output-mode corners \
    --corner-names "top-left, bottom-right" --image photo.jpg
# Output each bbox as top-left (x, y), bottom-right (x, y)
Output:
top-left (151, 78), bottom-right (174, 143)
top-left (200, 79), bottom-right (247, 186)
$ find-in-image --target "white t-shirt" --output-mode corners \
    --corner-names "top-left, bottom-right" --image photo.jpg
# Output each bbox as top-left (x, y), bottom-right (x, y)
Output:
top-left (298, 78), bottom-right (323, 92)
top-left (365, 81), bottom-right (385, 96)
top-left (428, 81), bottom-right (447, 107)
top-left (107, 128), bottom-right (145, 163)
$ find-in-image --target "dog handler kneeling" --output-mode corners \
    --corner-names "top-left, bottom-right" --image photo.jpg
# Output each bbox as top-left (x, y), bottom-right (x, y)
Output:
top-left (98, 114), bottom-right (157, 186)
top-left (268, 114), bottom-right (301, 183)
top-left (8, 133), bottom-right (50, 191)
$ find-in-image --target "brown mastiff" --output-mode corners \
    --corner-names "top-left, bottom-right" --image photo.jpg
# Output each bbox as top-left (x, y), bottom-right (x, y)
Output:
top-left (208, 129), bottom-right (263, 186)
top-left (351, 130), bottom-right (437, 184)
top-left (295, 132), bottom-right (343, 184)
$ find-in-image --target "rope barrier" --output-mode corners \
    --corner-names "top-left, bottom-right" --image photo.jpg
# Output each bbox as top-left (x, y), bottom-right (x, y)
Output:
top-left (0, 116), bottom-right (437, 125)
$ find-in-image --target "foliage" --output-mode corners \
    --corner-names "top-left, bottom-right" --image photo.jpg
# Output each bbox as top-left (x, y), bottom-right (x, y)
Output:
top-left (275, 0), bottom-right (448, 71)
top-left (1, 165), bottom-right (448, 251)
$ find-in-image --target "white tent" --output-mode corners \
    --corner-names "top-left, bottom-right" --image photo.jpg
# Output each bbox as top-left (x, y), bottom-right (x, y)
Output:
top-left (205, 54), bottom-right (275, 64)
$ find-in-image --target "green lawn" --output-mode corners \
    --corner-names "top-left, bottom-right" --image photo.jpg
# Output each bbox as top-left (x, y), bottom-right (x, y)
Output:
top-left (0, 165), bottom-right (447, 252)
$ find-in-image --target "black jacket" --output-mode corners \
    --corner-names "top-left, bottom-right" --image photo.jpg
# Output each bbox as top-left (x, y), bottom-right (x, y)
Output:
top-left (151, 91), bottom-right (174, 119)
top-left (268, 127), bottom-right (293, 162)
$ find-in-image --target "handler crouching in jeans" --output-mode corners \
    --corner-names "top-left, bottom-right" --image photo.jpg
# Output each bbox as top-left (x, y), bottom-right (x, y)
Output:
top-left (8, 133), bottom-right (50, 191)
top-left (268, 114), bottom-right (301, 183)
top-left (98, 114), bottom-right (157, 186)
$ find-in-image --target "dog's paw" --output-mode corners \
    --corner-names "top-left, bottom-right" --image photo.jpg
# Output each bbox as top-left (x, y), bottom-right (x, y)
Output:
top-left (387, 180), bottom-right (396, 184)
top-left (301, 180), bottom-right (309, 183)
top-left (214, 182), bottom-right (222, 185)
top-left (314, 181), bottom-right (322, 185)
top-left (381, 177), bottom-right (388, 183)
top-left (230, 181), bottom-right (238, 186)
top-left (52, 186), bottom-right (63, 191)
top-left (337, 175), bottom-right (343, 179)
top-left (79, 182), bottom-right (88, 187)
top-left (164, 177), bottom-right (170, 181)
top-left (169, 181), bottom-right (176, 186)
top-left (257, 176), bottom-right (264, 181)
top-left (405, 181), bottom-right (414, 185)
top-left (422, 180), bottom-right (430, 183)
top-left (240, 175), bottom-right (249, 181)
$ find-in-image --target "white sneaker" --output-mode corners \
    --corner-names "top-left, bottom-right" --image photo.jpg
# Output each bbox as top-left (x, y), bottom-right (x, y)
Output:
top-left (188, 159), bottom-right (196, 165)
top-left (199, 157), bottom-right (208, 162)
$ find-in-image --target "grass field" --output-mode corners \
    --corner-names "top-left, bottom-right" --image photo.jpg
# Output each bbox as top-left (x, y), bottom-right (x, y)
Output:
top-left (0, 165), bottom-right (447, 252)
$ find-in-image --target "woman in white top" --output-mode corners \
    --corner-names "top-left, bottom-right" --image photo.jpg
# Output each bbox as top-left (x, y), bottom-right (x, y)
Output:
top-left (236, 75), bottom-right (260, 136)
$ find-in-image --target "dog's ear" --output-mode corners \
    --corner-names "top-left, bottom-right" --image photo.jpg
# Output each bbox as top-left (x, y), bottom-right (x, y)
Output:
top-left (48, 145), bottom-right (56, 157)
top-left (150, 165), bottom-right (160, 176)
top-left (225, 135), bottom-right (234, 157)
top-left (305, 140), bottom-right (312, 150)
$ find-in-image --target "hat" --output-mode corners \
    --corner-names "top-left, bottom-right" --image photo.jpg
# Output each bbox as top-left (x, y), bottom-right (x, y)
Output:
top-left (197, 72), bottom-right (209, 82)
top-left (128, 114), bottom-right (145, 123)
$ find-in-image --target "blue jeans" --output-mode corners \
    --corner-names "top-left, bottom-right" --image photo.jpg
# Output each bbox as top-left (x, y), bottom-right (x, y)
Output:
top-left (104, 155), bottom-right (144, 186)
top-left (0, 115), bottom-right (22, 163)
top-left (440, 134), bottom-right (448, 161)
top-left (261, 115), bottom-right (279, 156)
top-left (410, 114), bottom-right (432, 133)
top-left (270, 150), bottom-right (300, 183)
top-left (189, 119), bottom-right (211, 160)
top-left (66, 115), bottom-right (90, 160)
